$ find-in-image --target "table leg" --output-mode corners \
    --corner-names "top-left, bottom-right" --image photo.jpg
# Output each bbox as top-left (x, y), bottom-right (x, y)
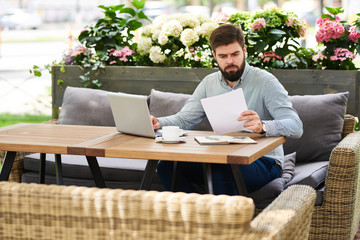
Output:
top-left (203, 163), bottom-right (214, 194)
top-left (139, 160), bottom-right (158, 190)
top-left (86, 156), bottom-right (106, 188)
top-left (230, 164), bottom-right (248, 196)
top-left (0, 151), bottom-right (16, 181)
top-left (171, 161), bottom-right (180, 192)
top-left (55, 154), bottom-right (63, 185)
top-left (39, 153), bottom-right (46, 184)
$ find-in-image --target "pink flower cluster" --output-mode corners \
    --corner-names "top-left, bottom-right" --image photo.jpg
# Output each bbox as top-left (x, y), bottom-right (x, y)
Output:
top-left (109, 46), bottom-right (134, 64)
top-left (315, 19), bottom-right (345, 43)
top-left (286, 17), bottom-right (306, 37)
top-left (316, 16), bottom-right (340, 27)
top-left (312, 51), bottom-right (327, 62)
top-left (251, 18), bottom-right (266, 31)
top-left (330, 48), bottom-right (356, 61)
top-left (261, 51), bottom-right (282, 62)
top-left (70, 46), bottom-right (88, 57)
top-left (348, 26), bottom-right (360, 42)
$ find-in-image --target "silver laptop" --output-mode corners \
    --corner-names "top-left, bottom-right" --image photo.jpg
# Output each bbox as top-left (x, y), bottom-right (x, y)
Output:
top-left (107, 92), bottom-right (160, 138)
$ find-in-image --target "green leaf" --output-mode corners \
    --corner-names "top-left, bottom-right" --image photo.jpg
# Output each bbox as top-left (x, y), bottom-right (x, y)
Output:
top-left (33, 65), bottom-right (40, 69)
top-left (254, 41), bottom-right (268, 53)
top-left (321, 14), bottom-right (334, 20)
top-left (269, 29), bottom-right (286, 35)
top-left (60, 66), bottom-right (65, 73)
top-left (137, 10), bottom-right (151, 22)
top-left (33, 70), bottom-right (42, 77)
top-left (131, 0), bottom-right (146, 9)
top-left (275, 48), bottom-right (291, 57)
top-left (325, 6), bottom-right (343, 15)
top-left (57, 79), bottom-right (64, 86)
top-left (120, 7), bottom-right (136, 17)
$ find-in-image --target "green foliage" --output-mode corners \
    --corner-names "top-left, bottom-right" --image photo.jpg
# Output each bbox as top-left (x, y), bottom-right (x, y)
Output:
top-left (66, 0), bottom-right (150, 88)
top-left (228, 7), bottom-right (306, 69)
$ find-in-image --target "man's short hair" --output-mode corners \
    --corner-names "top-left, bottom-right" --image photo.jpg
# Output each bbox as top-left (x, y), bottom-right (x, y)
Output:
top-left (209, 24), bottom-right (245, 51)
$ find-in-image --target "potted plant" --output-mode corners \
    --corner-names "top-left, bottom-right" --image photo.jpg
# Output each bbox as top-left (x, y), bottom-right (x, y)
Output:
top-left (228, 7), bottom-right (360, 118)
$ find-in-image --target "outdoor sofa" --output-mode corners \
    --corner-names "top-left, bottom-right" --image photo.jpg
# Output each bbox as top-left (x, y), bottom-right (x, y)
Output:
top-left (0, 182), bottom-right (315, 239)
top-left (1, 86), bottom-right (359, 240)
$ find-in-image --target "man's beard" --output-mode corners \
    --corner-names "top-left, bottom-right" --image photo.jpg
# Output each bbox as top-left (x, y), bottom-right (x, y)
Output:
top-left (219, 60), bottom-right (245, 82)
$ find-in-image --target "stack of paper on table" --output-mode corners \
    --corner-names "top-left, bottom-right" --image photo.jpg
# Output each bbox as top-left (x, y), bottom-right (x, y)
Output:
top-left (194, 136), bottom-right (257, 145)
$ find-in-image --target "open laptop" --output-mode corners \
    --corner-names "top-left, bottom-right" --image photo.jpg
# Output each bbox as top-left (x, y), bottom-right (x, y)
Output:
top-left (107, 92), bottom-right (161, 138)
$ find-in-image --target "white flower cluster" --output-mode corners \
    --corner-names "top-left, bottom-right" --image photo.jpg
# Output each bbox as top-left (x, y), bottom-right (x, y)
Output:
top-left (138, 13), bottom-right (218, 64)
top-left (149, 46), bottom-right (166, 63)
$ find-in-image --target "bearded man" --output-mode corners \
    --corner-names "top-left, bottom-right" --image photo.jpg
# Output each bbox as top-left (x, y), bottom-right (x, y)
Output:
top-left (151, 24), bottom-right (303, 195)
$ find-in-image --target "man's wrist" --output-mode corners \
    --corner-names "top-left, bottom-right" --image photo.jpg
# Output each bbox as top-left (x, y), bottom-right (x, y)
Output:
top-left (260, 122), bottom-right (267, 135)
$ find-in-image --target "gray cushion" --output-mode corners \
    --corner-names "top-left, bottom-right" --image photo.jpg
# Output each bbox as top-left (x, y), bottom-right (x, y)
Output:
top-left (284, 161), bottom-right (329, 189)
top-left (249, 152), bottom-right (296, 208)
top-left (284, 92), bottom-right (349, 163)
top-left (149, 89), bottom-right (212, 131)
top-left (57, 86), bottom-right (115, 126)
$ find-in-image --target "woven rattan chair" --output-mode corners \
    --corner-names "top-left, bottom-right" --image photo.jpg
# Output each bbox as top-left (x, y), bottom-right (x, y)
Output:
top-left (255, 114), bottom-right (359, 240)
top-left (0, 182), bottom-right (315, 240)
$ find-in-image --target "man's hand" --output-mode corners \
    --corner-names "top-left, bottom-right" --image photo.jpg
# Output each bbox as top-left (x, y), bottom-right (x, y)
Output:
top-left (238, 110), bottom-right (263, 133)
top-left (151, 115), bottom-right (160, 130)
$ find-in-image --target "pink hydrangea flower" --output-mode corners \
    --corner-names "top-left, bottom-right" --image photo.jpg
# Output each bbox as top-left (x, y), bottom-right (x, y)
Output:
top-left (330, 48), bottom-right (356, 61)
top-left (348, 26), bottom-right (360, 42)
top-left (251, 18), bottom-right (266, 31)
top-left (315, 20), bottom-right (344, 43)
top-left (261, 51), bottom-right (282, 62)
top-left (109, 46), bottom-right (134, 62)
top-left (316, 16), bottom-right (340, 26)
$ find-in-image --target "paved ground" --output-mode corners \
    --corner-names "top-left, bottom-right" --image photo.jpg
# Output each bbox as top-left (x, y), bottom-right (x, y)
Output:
top-left (0, 25), bottom-right (81, 115)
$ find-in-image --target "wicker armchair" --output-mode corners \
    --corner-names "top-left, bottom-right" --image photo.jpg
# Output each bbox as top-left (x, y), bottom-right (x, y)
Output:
top-left (0, 182), bottom-right (315, 240)
top-left (307, 114), bottom-right (360, 240)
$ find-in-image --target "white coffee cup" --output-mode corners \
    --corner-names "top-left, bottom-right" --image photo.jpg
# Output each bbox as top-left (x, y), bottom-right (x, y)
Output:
top-left (162, 126), bottom-right (180, 141)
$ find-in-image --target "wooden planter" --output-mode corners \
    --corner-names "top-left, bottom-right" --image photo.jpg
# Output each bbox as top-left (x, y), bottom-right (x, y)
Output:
top-left (52, 66), bottom-right (360, 119)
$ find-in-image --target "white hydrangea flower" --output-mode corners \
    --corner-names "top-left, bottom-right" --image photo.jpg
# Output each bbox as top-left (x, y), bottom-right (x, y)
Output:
top-left (152, 15), bottom-right (171, 30)
top-left (151, 29), bottom-right (161, 41)
top-left (141, 25), bottom-right (153, 37)
top-left (137, 37), bottom-right (152, 55)
top-left (149, 46), bottom-right (166, 63)
top-left (180, 28), bottom-right (199, 47)
top-left (177, 13), bottom-right (200, 29)
top-left (195, 21), bottom-right (219, 39)
top-left (158, 32), bottom-right (169, 45)
top-left (197, 14), bottom-right (211, 24)
top-left (162, 20), bottom-right (183, 37)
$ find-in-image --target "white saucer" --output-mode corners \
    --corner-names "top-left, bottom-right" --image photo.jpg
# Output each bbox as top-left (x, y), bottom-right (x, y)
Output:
top-left (155, 137), bottom-right (186, 143)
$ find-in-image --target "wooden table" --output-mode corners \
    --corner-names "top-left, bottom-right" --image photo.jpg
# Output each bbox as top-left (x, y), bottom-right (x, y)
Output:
top-left (0, 123), bottom-right (285, 195)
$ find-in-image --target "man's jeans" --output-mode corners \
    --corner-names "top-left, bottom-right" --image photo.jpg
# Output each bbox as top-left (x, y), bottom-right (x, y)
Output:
top-left (156, 157), bottom-right (281, 195)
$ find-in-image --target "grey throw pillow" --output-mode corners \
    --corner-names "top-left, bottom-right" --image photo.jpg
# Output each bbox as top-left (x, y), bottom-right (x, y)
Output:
top-left (149, 89), bottom-right (212, 131)
top-left (57, 86), bottom-right (115, 126)
top-left (284, 92), bottom-right (349, 163)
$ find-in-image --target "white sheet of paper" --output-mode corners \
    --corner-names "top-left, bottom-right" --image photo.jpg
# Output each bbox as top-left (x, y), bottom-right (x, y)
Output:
top-left (200, 88), bottom-right (249, 134)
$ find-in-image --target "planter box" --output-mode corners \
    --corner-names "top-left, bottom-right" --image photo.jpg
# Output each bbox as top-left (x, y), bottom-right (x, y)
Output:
top-left (51, 66), bottom-right (217, 118)
top-left (52, 66), bottom-right (360, 119)
top-left (270, 69), bottom-right (360, 118)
